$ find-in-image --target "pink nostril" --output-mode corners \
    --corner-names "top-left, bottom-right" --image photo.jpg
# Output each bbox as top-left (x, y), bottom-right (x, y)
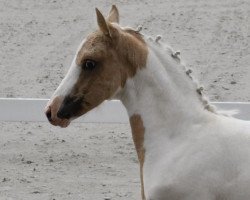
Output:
top-left (46, 109), bottom-right (52, 121)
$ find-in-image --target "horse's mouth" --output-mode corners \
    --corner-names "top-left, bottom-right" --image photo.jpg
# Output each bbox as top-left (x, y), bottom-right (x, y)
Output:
top-left (52, 118), bottom-right (71, 128)
top-left (45, 106), bottom-right (71, 128)
top-left (45, 95), bottom-right (86, 128)
top-left (45, 96), bottom-right (94, 128)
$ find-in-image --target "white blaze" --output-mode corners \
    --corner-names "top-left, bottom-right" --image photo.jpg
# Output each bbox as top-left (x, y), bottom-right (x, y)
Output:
top-left (52, 39), bottom-right (86, 98)
top-left (52, 60), bottom-right (81, 98)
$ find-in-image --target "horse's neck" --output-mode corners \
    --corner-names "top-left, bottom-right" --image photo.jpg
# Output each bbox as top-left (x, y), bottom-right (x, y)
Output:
top-left (119, 42), bottom-right (212, 136)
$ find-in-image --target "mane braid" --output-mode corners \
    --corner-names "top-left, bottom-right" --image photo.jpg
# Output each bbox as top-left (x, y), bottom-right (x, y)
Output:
top-left (150, 34), bottom-right (217, 114)
top-left (175, 52), bottom-right (217, 113)
top-left (173, 49), bottom-right (217, 113)
top-left (126, 28), bottom-right (218, 113)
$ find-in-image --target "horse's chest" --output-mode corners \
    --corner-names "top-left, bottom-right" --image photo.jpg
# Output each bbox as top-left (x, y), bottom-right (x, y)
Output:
top-left (142, 133), bottom-right (211, 198)
top-left (143, 135), bottom-right (181, 188)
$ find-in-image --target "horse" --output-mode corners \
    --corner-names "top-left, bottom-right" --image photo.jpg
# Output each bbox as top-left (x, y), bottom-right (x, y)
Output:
top-left (45, 5), bottom-right (250, 200)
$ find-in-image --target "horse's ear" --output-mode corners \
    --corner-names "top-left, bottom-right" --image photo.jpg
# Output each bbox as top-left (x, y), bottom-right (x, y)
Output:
top-left (107, 5), bottom-right (119, 23)
top-left (95, 8), bottom-right (111, 37)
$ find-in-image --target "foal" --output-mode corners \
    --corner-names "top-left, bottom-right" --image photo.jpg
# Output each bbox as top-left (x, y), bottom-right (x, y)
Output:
top-left (45, 5), bottom-right (250, 200)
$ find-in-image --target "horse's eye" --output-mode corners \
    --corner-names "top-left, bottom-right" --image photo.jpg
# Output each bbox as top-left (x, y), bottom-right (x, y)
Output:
top-left (83, 59), bottom-right (96, 71)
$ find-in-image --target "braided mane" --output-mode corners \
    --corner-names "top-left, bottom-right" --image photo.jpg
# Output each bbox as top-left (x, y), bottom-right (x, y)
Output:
top-left (157, 36), bottom-right (217, 113)
top-left (133, 26), bottom-right (217, 113)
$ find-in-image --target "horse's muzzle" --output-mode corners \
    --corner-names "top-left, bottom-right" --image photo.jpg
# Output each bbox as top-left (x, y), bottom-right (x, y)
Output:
top-left (57, 106), bottom-right (72, 119)
top-left (44, 96), bottom-right (71, 128)
top-left (56, 96), bottom-right (83, 120)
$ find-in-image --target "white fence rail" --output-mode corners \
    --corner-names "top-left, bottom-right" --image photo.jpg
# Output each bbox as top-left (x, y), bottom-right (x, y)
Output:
top-left (0, 98), bottom-right (250, 123)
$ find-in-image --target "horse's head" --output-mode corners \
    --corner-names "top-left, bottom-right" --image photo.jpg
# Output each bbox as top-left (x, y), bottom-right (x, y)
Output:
top-left (45, 5), bottom-right (148, 127)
